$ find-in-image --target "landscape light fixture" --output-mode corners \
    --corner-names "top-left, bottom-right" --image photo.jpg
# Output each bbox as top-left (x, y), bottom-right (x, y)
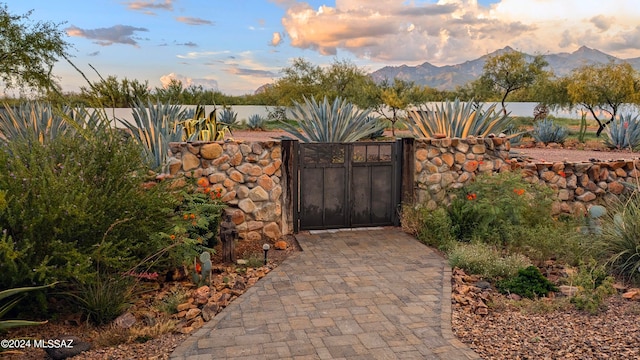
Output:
top-left (263, 243), bottom-right (270, 265)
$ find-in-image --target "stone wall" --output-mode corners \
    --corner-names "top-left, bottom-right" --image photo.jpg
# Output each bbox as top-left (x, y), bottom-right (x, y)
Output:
top-left (166, 138), bottom-right (640, 239)
top-left (168, 141), bottom-right (284, 241)
top-left (412, 137), bottom-right (639, 214)
top-left (519, 160), bottom-right (640, 215)
top-left (413, 137), bottom-right (512, 209)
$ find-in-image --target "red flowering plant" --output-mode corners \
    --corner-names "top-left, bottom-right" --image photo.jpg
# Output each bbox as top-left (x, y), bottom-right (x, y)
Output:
top-left (447, 172), bottom-right (556, 245)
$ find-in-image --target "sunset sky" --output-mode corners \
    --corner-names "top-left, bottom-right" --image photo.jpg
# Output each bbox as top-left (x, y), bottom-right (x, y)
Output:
top-left (6, 0), bottom-right (640, 95)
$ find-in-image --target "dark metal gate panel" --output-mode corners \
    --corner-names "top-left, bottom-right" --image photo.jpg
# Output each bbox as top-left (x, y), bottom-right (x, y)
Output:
top-left (297, 141), bottom-right (400, 231)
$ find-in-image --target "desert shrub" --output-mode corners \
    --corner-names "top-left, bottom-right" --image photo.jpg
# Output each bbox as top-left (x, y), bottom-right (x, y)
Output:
top-left (604, 113), bottom-right (640, 150)
top-left (496, 265), bottom-right (558, 299)
top-left (568, 261), bottom-right (616, 314)
top-left (448, 242), bottom-right (531, 281)
top-left (0, 129), bottom-right (178, 289)
top-left (447, 172), bottom-right (557, 246)
top-left (402, 206), bottom-right (456, 251)
top-left (594, 190), bottom-right (640, 284)
top-left (531, 119), bottom-right (569, 144)
top-left (504, 222), bottom-right (583, 266)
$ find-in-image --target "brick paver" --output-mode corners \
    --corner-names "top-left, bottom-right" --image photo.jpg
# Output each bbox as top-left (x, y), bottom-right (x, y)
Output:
top-left (170, 228), bottom-right (479, 360)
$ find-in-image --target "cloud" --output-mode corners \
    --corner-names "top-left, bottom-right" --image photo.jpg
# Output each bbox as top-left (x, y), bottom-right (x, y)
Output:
top-left (279, 0), bottom-right (640, 65)
top-left (175, 16), bottom-right (214, 26)
top-left (176, 41), bottom-right (198, 47)
top-left (126, 0), bottom-right (173, 14)
top-left (87, 51), bottom-right (100, 57)
top-left (66, 25), bottom-right (148, 47)
top-left (159, 72), bottom-right (218, 90)
top-left (225, 68), bottom-right (277, 77)
top-left (177, 51), bottom-right (230, 59)
top-left (270, 32), bottom-right (283, 46)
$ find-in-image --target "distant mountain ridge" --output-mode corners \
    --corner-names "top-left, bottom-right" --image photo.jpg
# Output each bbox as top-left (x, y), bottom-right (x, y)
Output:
top-left (369, 46), bottom-right (640, 90)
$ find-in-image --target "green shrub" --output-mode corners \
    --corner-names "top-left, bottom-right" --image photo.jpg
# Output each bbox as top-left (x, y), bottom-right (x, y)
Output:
top-left (496, 265), bottom-right (558, 299)
top-left (447, 172), bottom-right (557, 246)
top-left (504, 222), bottom-right (583, 266)
top-left (1, 283), bottom-right (56, 331)
top-left (569, 261), bottom-right (616, 314)
top-left (406, 206), bottom-right (456, 250)
top-left (0, 129), bottom-right (178, 289)
top-left (448, 242), bottom-right (531, 281)
top-left (531, 119), bottom-right (569, 144)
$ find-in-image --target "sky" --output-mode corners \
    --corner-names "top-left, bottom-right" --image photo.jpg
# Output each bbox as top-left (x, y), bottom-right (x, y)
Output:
top-left (6, 0), bottom-right (640, 95)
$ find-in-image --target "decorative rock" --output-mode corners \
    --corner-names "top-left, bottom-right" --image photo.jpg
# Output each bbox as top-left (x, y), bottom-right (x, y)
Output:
top-left (249, 186), bottom-right (269, 201)
top-left (44, 336), bottom-right (91, 360)
top-left (559, 285), bottom-right (579, 297)
top-left (182, 153), bottom-right (200, 171)
top-left (576, 191), bottom-right (596, 202)
top-left (185, 308), bottom-right (202, 320)
top-left (263, 222), bottom-right (282, 240)
top-left (200, 143), bottom-right (223, 159)
top-left (113, 312), bottom-right (136, 329)
top-left (608, 181), bottom-right (625, 195)
top-left (238, 198), bottom-right (256, 213)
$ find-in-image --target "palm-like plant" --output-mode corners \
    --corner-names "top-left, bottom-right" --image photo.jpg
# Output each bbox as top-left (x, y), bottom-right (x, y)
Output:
top-left (179, 105), bottom-right (230, 142)
top-left (121, 100), bottom-right (186, 171)
top-left (281, 96), bottom-right (385, 142)
top-left (407, 98), bottom-right (512, 138)
top-left (604, 114), bottom-right (640, 150)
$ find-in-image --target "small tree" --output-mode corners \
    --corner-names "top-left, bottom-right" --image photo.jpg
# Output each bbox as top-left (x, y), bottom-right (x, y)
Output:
top-left (369, 78), bottom-right (425, 136)
top-left (563, 62), bottom-right (640, 136)
top-left (0, 3), bottom-right (70, 92)
top-left (480, 50), bottom-right (549, 115)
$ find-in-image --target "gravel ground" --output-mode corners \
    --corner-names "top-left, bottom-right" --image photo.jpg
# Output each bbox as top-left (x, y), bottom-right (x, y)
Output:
top-left (453, 296), bottom-right (640, 359)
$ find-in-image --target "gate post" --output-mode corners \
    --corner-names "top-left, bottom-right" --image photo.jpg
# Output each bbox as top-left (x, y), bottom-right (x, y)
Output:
top-left (280, 139), bottom-right (298, 234)
top-left (401, 137), bottom-right (415, 206)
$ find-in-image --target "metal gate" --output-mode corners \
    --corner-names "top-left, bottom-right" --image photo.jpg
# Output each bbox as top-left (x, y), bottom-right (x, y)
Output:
top-left (294, 141), bottom-right (401, 231)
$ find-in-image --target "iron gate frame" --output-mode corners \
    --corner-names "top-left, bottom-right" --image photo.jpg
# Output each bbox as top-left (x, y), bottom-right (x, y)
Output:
top-left (291, 140), bottom-right (402, 232)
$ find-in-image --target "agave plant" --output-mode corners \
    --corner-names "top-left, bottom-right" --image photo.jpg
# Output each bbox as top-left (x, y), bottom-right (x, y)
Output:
top-left (365, 116), bottom-right (385, 139)
top-left (217, 108), bottom-right (238, 126)
top-left (604, 114), bottom-right (640, 150)
top-left (1, 283), bottom-right (57, 331)
top-left (121, 100), bottom-right (186, 171)
top-left (247, 114), bottom-right (266, 130)
top-left (0, 102), bottom-right (113, 145)
top-left (531, 119), bottom-right (569, 144)
top-left (281, 96), bottom-right (384, 142)
top-left (407, 98), bottom-right (512, 138)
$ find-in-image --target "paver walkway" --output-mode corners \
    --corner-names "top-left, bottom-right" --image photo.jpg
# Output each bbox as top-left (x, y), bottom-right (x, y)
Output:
top-left (170, 228), bottom-right (480, 360)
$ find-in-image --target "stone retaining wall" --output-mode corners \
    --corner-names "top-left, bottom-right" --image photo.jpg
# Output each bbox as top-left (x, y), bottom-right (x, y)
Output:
top-left (168, 141), bottom-right (283, 241)
top-left (167, 138), bottom-right (640, 240)
top-left (413, 137), bottom-right (639, 214)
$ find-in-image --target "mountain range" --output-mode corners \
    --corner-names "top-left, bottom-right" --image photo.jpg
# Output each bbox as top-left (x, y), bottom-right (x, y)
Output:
top-left (369, 46), bottom-right (640, 90)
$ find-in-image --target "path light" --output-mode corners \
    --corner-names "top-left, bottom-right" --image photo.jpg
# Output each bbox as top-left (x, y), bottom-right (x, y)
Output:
top-left (263, 243), bottom-right (270, 265)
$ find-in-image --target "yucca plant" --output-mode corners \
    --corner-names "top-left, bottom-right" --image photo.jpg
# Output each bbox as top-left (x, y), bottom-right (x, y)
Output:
top-left (531, 118), bottom-right (569, 144)
top-left (604, 114), bottom-right (640, 150)
top-left (407, 98), bottom-right (512, 138)
top-left (1, 283), bottom-right (57, 331)
top-left (247, 114), bottom-right (266, 130)
top-left (281, 96), bottom-right (384, 142)
top-left (121, 100), bottom-right (186, 171)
